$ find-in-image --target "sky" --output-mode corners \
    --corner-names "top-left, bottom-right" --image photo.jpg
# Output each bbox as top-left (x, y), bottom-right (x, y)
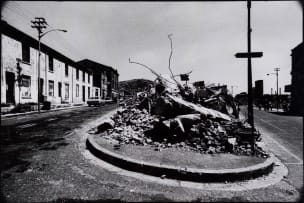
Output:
top-left (1, 1), bottom-right (302, 95)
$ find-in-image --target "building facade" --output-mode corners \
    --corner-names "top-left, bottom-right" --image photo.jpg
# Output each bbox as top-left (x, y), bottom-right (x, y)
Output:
top-left (290, 42), bottom-right (304, 115)
top-left (77, 59), bottom-right (119, 100)
top-left (254, 80), bottom-right (263, 99)
top-left (1, 21), bottom-right (93, 106)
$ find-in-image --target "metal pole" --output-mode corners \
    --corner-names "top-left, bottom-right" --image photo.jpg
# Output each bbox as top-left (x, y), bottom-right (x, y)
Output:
top-left (247, 0), bottom-right (254, 129)
top-left (271, 88), bottom-right (273, 95)
top-left (38, 35), bottom-right (41, 112)
top-left (276, 68), bottom-right (279, 111)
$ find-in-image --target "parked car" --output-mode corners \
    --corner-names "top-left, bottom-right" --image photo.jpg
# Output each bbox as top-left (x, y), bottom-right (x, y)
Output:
top-left (87, 97), bottom-right (105, 106)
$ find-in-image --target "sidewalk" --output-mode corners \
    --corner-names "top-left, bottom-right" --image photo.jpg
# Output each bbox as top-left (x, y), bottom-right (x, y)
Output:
top-left (1, 103), bottom-right (86, 119)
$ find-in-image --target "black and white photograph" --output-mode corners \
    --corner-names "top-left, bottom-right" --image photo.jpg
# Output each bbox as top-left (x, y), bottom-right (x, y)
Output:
top-left (1, 1), bottom-right (303, 202)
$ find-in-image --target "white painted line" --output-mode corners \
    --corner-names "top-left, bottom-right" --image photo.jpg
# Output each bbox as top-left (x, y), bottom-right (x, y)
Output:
top-left (258, 118), bottom-right (287, 133)
top-left (47, 118), bottom-right (58, 122)
top-left (261, 129), bottom-right (303, 163)
top-left (17, 123), bottom-right (37, 129)
top-left (284, 162), bottom-right (303, 165)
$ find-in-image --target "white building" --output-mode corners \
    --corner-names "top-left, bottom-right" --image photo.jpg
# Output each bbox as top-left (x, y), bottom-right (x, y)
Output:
top-left (1, 20), bottom-right (93, 106)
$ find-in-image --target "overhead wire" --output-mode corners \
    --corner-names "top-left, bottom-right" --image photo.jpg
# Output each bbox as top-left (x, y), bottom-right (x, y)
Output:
top-left (6, 1), bottom-right (88, 61)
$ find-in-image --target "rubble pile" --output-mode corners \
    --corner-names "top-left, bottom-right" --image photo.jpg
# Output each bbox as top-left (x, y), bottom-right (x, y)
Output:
top-left (94, 48), bottom-right (268, 158)
top-left (95, 91), bottom-right (268, 158)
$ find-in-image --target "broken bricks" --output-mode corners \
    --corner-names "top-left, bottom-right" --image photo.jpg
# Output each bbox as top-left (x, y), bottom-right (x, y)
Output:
top-left (94, 79), bottom-right (268, 158)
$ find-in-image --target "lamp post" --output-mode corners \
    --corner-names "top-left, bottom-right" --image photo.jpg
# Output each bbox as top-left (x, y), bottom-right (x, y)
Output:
top-left (31, 18), bottom-right (67, 112)
top-left (267, 68), bottom-right (280, 112)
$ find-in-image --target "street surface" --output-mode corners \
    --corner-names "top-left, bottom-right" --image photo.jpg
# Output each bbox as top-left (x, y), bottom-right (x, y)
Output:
top-left (254, 108), bottom-right (303, 191)
top-left (0, 105), bottom-right (303, 202)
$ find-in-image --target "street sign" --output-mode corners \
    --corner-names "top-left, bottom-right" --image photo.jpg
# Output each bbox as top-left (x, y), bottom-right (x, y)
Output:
top-left (235, 52), bottom-right (263, 58)
top-left (180, 74), bottom-right (189, 81)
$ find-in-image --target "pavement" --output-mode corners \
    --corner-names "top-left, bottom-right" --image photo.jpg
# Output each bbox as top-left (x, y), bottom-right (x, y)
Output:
top-left (86, 109), bottom-right (275, 183)
top-left (1, 104), bottom-right (302, 202)
top-left (1, 103), bottom-right (86, 119)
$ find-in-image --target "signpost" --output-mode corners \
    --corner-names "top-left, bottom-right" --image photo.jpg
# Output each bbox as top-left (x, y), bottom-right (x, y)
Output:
top-left (235, 52), bottom-right (263, 58)
top-left (235, 0), bottom-right (263, 139)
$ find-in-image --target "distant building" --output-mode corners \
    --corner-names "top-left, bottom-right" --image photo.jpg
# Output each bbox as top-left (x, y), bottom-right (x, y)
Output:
top-left (1, 20), bottom-right (93, 106)
top-left (77, 59), bottom-right (119, 100)
top-left (254, 80), bottom-right (263, 99)
top-left (290, 42), bottom-right (304, 115)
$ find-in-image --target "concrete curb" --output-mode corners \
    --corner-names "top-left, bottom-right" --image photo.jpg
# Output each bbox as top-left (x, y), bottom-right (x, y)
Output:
top-left (86, 134), bottom-right (275, 183)
top-left (1, 104), bottom-right (85, 119)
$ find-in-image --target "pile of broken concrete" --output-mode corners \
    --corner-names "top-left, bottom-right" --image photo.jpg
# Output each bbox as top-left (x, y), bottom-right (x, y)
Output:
top-left (94, 79), bottom-right (268, 158)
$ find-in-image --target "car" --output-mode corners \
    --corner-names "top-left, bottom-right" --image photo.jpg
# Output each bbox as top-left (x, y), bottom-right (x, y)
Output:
top-left (87, 97), bottom-right (105, 106)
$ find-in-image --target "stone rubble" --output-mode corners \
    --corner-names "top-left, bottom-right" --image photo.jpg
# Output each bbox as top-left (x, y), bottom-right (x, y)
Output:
top-left (94, 78), bottom-right (268, 158)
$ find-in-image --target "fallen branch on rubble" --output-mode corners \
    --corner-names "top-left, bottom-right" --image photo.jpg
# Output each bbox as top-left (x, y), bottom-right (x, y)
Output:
top-left (129, 58), bottom-right (161, 79)
top-left (129, 58), bottom-right (176, 86)
top-left (166, 94), bottom-right (232, 121)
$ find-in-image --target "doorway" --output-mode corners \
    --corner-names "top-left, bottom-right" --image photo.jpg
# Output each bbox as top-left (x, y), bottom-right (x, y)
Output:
top-left (58, 82), bottom-right (62, 98)
top-left (39, 78), bottom-right (44, 102)
top-left (6, 71), bottom-right (15, 104)
top-left (82, 85), bottom-right (85, 102)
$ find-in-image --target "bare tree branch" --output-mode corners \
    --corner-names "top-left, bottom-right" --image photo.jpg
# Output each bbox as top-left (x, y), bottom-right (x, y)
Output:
top-left (167, 34), bottom-right (175, 80)
top-left (129, 58), bottom-right (177, 86)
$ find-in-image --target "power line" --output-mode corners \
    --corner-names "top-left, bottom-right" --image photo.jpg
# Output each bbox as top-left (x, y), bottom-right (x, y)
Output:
top-left (5, 2), bottom-right (88, 60)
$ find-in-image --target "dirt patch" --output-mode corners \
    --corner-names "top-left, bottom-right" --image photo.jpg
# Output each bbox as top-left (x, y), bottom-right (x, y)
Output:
top-left (94, 135), bottom-right (266, 170)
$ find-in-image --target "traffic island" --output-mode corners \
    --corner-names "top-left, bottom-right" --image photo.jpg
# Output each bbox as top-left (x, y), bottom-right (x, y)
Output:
top-left (86, 134), bottom-right (275, 183)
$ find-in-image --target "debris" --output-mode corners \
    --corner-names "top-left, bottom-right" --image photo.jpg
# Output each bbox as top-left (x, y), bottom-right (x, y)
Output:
top-left (93, 38), bottom-right (269, 158)
top-left (96, 119), bottom-right (115, 133)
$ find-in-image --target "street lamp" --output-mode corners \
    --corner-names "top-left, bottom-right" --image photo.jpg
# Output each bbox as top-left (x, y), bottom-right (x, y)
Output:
top-left (267, 68), bottom-right (280, 112)
top-left (31, 17), bottom-right (67, 112)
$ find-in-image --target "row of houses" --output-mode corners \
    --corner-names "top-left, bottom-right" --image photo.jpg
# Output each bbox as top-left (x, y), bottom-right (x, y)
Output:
top-left (1, 20), bottom-right (119, 106)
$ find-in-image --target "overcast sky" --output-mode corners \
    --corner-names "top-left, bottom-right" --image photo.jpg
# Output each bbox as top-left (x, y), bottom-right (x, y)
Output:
top-left (1, 1), bottom-right (302, 95)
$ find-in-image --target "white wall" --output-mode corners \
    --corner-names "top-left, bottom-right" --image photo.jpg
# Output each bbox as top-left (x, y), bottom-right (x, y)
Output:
top-left (1, 33), bottom-right (93, 105)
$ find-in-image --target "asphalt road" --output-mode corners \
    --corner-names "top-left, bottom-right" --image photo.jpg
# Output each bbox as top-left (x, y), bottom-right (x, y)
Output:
top-left (253, 108), bottom-right (303, 191)
top-left (0, 105), bottom-right (303, 202)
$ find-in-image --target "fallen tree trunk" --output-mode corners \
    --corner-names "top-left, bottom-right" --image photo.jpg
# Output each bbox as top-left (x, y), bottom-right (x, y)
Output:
top-left (166, 94), bottom-right (231, 121)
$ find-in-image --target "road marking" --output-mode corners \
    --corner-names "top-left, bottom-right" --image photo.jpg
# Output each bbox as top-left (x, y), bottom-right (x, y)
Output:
top-left (47, 118), bottom-right (58, 122)
top-left (17, 123), bottom-right (37, 129)
top-left (284, 162), bottom-right (303, 165)
top-left (257, 118), bottom-right (287, 133)
top-left (260, 129), bottom-right (303, 163)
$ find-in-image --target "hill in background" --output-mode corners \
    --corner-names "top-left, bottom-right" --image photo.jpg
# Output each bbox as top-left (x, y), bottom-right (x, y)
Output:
top-left (119, 79), bottom-right (154, 94)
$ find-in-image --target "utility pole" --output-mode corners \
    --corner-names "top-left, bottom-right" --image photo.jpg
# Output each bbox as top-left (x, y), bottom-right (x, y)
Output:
top-left (235, 0), bottom-right (262, 132)
top-left (274, 67), bottom-right (280, 111)
top-left (247, 0), bottom-right (254, 129)
top-left (271, 88), bottom-right (273, 95)
top-left (31, 18), bottom-right (66, 112)
top-left (31, 17), bottom-right (48, 112)
top-left (267, 68), bottom-right (280, 111)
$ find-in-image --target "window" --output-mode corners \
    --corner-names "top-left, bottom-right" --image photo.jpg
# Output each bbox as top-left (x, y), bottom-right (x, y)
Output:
top-left (76, 84), bottom-right (79, 97)
top-left (76, 69), bottom-right (79, 80)
top-left (58, 82), bottom-right (62, 97)
top-left (88, 74), bottom-right (90, 83)
top-left (49, 56), bottom-right (54, 72)
top-left (22, 43), bottom-right (30, 63)
top-left (48, 80), bottom-right (54, 96)
top-left (65, 64), bottom-right (69, 77)
top-left (88, 87), bottom-right (90, 98)
top-left (21, 75), bottom-right (31, 98)
top-left (83, 71), bottom-right (85, 82)
top-left (65, 83), bottom-right (69, 100)
top-left (95, 89), bottom-right (98, 97)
